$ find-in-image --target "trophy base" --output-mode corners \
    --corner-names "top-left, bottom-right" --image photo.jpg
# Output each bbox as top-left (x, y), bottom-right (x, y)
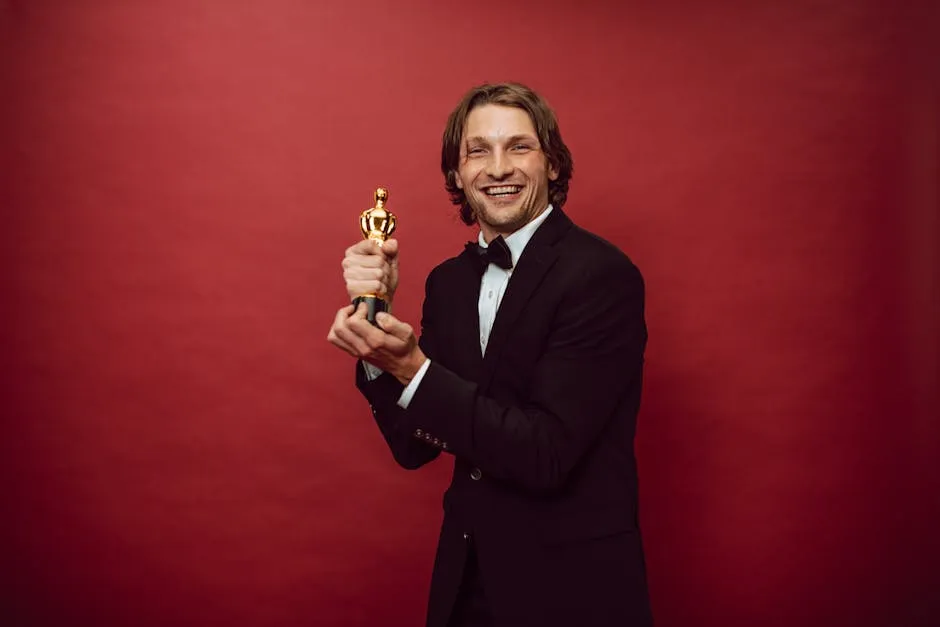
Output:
top-left (351, 295), bottom-right (388, 326)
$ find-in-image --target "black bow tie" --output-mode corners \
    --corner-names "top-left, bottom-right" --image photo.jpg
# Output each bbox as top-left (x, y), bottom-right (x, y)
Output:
top-left (465, 235), bottom-right (513, 275)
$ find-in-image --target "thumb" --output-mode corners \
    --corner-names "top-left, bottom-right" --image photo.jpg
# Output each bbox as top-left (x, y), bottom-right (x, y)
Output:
top-left (382, 238), bottom-right (400, 260)
top-left (375, 312), bottom-right (410, 339)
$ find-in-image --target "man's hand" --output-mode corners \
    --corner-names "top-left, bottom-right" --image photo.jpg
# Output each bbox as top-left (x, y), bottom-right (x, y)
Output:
top-left (327, 302), bottom-right (427, 386)
top-left (342, 238), bottom-right (399, 304)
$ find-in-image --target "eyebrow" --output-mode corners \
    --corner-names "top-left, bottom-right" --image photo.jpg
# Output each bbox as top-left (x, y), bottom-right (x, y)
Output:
top-left (465, 134), bottom-right (539, 145)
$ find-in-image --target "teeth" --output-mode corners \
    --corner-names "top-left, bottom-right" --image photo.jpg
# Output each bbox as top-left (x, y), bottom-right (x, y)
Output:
top-left (485, 186), bottom-right (521, 196)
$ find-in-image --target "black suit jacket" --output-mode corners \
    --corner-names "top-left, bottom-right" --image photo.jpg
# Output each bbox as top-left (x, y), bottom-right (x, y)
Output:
top-left (357, 208), bottom-right (653, 627)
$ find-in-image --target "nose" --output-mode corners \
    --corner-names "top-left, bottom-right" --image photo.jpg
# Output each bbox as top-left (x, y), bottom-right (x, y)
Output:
top-left (485, 148), bottom-right (513, 179)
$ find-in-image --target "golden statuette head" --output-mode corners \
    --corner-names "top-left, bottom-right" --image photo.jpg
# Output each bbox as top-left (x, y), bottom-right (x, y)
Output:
top-left (359, 187), bottom-right (397, 246)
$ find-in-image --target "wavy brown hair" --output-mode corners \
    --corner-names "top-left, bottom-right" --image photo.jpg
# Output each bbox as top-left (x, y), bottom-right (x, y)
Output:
top-left (441, 82), bottom-right (574, 226)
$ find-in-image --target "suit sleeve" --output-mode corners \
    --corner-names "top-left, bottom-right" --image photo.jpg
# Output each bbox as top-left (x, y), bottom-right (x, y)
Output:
top-left (402, 257), bottom-right (647, 492)
top-left (354, 272), bottom-right (442, 470)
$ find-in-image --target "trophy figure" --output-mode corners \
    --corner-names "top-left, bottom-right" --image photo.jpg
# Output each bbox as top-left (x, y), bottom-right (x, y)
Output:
top-left (354, 187), bottom-right (397, 324)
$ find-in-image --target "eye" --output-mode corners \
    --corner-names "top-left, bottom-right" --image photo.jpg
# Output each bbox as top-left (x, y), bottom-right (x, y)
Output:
top-left (467, 146), bottom-right (486, 156)
top-left (511, 143), bottom-right (533, 152)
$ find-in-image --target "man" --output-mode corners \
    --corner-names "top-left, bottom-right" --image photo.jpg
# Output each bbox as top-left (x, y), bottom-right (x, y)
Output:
top-left (328, 83), bottom-right (652, 627)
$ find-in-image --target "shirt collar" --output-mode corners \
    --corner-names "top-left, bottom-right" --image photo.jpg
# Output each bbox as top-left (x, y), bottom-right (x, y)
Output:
top-left (477, 204), bottom-right (554, 267)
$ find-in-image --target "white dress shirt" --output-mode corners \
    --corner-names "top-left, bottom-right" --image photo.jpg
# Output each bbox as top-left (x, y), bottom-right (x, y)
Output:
top-left (368, 205), bottom-right (555, 409)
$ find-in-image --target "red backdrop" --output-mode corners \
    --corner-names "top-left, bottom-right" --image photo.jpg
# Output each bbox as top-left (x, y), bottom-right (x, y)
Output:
top-left (2, 1), bottom-right (937, 626)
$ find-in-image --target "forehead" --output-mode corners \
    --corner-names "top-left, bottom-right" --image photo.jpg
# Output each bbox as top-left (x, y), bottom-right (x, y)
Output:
top-left (463, 104), bottom-right (537, 141)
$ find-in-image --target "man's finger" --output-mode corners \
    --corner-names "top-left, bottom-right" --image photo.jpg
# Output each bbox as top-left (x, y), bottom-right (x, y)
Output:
top-left (333, 310), bottom-right (375, 356)
top-left (381, 238), bottom-right (399, 260)
top-left (346, 239), bottom-right (383, 256)
top-left (351, 301), bottom-right (369, 319)
top-left (342, 253), bottom-right (386, 271)
top-left (327, 305), bottom-right (359, 355)
top-left (329, 304), bottom-right (356, 329)
top-left (327, 331), bottom-right (358, 356)
top-left (346, 283), bottom-right (388, 300)
top-left (375, 312), bottom-right (412, 341)
top-left (344, 265), bottom-right (387, 281)
top-left (346, 307), bottom-right (382, 337)
top-left (347, 309), bottom-right (395, 349)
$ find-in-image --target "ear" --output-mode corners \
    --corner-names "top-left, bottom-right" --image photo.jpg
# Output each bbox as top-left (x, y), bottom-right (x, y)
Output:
top-left (453, 170), bottom-right (464, 190)
top-left (547, 161), bottom-right (559, 182)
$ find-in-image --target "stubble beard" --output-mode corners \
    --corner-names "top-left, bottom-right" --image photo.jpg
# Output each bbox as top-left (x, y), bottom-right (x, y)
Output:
top-left (473, 202), bottom-right (527, 236)
top-left (470, 188), bottom-right (544, 236)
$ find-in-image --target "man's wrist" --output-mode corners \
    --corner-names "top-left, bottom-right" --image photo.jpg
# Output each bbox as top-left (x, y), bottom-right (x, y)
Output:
top-left (392, 349), bottom-right (427, 386)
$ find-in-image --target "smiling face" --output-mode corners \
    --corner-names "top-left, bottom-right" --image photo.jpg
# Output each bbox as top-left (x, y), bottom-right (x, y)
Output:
top-left (453, 104), bottom-right (559, 242)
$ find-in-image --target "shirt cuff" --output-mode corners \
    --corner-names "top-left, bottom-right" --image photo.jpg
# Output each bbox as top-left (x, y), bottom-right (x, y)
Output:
top-left (361, 361), bottom-right (384, 381)
top-left (397, 358), bottom-right (431, 409)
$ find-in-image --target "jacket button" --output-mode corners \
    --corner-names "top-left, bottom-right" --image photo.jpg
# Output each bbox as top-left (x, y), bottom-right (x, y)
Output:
top-left (470, 467), bottom-right (482, 481)
top-left (463, 533), bottom-right (471, 540)
top-left (414, 429), bottom-right (423, 437)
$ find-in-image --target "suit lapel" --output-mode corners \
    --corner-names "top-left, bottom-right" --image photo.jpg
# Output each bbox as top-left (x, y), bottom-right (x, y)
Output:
top-left (478, 209), bottom-right (573, 390)
top-left (449, 248), bottom-right (485, 380)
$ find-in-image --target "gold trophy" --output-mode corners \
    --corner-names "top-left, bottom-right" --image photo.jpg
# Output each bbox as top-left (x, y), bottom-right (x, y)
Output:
top-left (353, 187), bottom-right (397, 324)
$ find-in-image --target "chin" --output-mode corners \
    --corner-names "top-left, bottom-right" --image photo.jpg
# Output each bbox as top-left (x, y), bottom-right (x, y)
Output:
top-left (479, 208), bottom-right (519, 226)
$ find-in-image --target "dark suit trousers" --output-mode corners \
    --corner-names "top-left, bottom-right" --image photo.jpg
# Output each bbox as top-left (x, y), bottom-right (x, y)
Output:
top-left (447, 540), bottom-right (494, 627)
